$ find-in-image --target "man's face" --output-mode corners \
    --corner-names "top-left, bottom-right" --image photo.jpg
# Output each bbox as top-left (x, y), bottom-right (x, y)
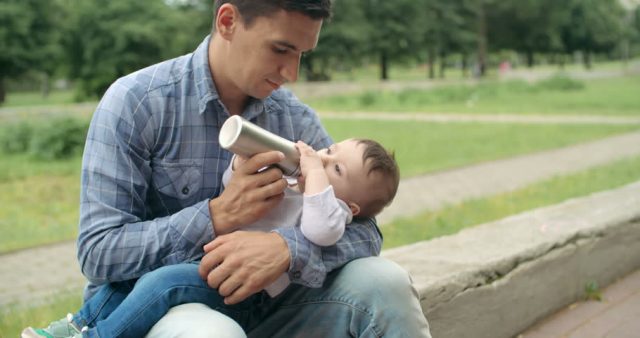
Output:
top-left (226, 10), bottom-right (323, 99)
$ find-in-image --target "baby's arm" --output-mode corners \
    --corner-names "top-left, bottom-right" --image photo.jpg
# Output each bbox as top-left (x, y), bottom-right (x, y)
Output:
top-left (296, 141), bottom-right (351, 246)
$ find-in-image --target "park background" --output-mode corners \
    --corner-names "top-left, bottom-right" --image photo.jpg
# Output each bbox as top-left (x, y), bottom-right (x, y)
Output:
top-left (1, 0), bottom-right (640, 336)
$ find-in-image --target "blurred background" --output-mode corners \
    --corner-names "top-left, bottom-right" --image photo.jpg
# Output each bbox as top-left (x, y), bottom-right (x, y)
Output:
top-left (1, 0), bottom-right (640, 336)
top-left (1, 0), bottom-right (640, 102)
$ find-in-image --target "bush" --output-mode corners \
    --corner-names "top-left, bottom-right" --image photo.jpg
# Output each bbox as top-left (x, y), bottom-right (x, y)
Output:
top-left (0, 122), bottom-right (34, 154)
top-left (0, 117), bottom-right (89, 159)
top-left (28, 118), bottom-right (89, 160)
top-left (537, 74), bottom-right (585, 91)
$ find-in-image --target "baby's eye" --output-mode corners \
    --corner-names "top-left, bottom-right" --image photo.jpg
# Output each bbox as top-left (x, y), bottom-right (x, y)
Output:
top-left (326, 147), bottom-right (332, 154)
top-left (334, 164), bottom-right (341, 174)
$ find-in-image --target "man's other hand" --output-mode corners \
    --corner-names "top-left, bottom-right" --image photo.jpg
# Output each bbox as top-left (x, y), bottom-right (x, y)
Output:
top-left (209, 151), bottom-right (287, 234)
top-left (199, 231), bottom-right (290, 304)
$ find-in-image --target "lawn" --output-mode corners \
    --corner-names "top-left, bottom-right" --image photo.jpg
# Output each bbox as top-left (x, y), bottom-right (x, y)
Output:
top-left (308, 75), bottom-right (640, 116)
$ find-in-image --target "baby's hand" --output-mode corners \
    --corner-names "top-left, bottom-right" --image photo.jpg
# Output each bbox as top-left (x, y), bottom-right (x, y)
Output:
top-left (296, 141), bottom-right (323, 176)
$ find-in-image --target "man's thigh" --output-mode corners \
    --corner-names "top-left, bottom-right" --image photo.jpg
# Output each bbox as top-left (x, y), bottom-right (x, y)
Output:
top-left (248, 256), bottom-right (431, 338)
top-left (146, 303), bottom-right (246, 338)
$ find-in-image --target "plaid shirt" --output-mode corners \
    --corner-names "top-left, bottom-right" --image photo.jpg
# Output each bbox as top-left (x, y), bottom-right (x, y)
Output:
top-left (77, 36), bottom-right (382, 300)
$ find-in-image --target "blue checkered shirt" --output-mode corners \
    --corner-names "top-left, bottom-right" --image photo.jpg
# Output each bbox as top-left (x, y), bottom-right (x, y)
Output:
top-left (77, 36), bottom-right (382, 300)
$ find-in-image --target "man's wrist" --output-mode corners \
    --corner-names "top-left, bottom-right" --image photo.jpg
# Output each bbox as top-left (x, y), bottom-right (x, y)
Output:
top-left (269, 232), bottom-right (291, 273)
top-left (208, 197), bottom-right (236, 235)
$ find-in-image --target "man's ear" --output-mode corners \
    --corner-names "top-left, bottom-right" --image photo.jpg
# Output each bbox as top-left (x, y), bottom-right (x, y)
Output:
top-left (215, 3), bottom-right (240, 40)
top-left (348, 202), bottom-right (361, 216)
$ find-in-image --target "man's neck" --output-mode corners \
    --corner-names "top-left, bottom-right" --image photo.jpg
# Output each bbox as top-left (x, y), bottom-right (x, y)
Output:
top-left (208, 36), bottom-right (248, 116)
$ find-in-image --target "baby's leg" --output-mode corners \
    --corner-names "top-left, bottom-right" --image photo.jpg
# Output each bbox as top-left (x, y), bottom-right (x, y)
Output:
top-left (89, 262), bottom-right (229, 338)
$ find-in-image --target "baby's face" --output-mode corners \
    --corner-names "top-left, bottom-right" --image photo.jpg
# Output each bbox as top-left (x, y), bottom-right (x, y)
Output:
top-left (317, 139), bottom-right (371, 215)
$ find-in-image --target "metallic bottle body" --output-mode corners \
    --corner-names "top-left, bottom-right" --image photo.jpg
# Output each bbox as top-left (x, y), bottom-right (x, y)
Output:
top-left (219, 115), bottom-right (301, 176)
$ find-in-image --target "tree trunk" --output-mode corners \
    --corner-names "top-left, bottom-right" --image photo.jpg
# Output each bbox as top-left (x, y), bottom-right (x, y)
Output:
top-left (439, 52), bottom-right (446, 79)
top-left (462, 54), bottom-right (469, 78)
top-left (380, 52), bottom-right (389, 81)
top-left (428, 48), bottom-right (436, 79)
top-left (41, 73), bottom-right (51, 98)
top-left (526, 51), bottom-right (534, 68)
top-left (0, 78), bottom-right (5, 104)
top-left (476, 2), bottom-right (487, 77)
top-left (584, 51), bottom-right (592, 70)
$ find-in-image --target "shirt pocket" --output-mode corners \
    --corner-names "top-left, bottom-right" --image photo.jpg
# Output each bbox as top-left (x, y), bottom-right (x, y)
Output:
top-left (152, 160), bottom-right (203, 208)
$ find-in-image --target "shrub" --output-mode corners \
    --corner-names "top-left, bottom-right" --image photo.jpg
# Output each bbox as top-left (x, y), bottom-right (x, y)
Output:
top-left (537, 74), bottom-right (585, 91)
top-left (0, 121), bottom-right (34, 154)
top-left (28, 118), bottom-right (89, 160)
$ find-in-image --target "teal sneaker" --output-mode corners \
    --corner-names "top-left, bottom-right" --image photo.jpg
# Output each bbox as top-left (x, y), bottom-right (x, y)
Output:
top-left (21, 313), bottom-right (85, 338)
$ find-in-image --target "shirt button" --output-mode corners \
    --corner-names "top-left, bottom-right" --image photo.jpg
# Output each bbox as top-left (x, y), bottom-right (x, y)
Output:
top-left (293, 271), bottom-right (301, 279)
top-left (182, 186), bottom-right (190, 195)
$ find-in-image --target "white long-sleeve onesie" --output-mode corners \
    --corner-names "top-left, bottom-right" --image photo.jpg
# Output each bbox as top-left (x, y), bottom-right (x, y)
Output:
top-left (221, 163), bottom-right (352, 296)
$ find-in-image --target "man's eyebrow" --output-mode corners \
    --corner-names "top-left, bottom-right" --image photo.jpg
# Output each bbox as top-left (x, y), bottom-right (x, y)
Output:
top-left (273, 40), bottom-right (316, 53)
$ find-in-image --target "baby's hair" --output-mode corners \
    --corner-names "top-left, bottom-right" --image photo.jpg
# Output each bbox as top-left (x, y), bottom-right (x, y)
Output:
top-left (354, 139), bottom-right (400, 217)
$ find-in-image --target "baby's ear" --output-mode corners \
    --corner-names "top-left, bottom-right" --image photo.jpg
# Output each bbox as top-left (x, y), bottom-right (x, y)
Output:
top-left (348, 202), bottom-right (361, 216)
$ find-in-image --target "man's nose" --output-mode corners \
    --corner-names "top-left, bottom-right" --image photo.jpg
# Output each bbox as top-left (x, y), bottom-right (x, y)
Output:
top-left (281, 55), bottom-right (300, 83)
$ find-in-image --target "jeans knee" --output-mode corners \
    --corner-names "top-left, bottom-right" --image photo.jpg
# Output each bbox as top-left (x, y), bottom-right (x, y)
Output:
top-left (343, 257), bottom-right (413, 295)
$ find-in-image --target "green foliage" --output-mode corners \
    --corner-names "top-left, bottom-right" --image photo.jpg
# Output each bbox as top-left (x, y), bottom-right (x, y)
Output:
top-left (584, 281), bottom-right (603, 301)
top-left (535, 74), bottom-right (585, 91)
top-left (0, 122), bottom-right (33, 154)
top-left (61, 0), bottom-right (211, 99)
top-left (0, 0), bottom-right (62, 102)
top-left (29, 118), bottom-right (89, 160)
top-left (0, 118), bottom-right (89, 160)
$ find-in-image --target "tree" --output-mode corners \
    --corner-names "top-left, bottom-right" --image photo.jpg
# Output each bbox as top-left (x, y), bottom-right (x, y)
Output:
top-left (302, 0), bottom-right (370, 81)
top-left (61, 0), bottom-right (204, 99)
top-left (487, 0), bottom-right (568, 68)
top-left (418, 0), bottom-right (477, 79)
top-left (0, 0), bottom-right (60, 103)
top-left (561, 0), bottom-right (627, 69)
top-left (363, 0), bottom-right (421, 80)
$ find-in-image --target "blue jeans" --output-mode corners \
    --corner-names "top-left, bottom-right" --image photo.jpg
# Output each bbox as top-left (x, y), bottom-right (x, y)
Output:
top-left (74, 258), bottom-right (431, 337)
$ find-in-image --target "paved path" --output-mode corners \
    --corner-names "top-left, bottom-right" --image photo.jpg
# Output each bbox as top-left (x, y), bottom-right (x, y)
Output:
top-left (520, 269), bottom-right (640, 338)
top-left (2, 129), bottom-right (640, 309)
top-left (378, 130), bottom-right (640, 224)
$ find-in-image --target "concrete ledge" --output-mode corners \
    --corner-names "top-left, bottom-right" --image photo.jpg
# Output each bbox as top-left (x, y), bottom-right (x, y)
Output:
top-left (383, 181), bottom-right (640, 338)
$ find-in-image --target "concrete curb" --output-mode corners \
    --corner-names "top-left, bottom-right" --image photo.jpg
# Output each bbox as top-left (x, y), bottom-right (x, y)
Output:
top-left (383, 181), bottom-right (640, 338)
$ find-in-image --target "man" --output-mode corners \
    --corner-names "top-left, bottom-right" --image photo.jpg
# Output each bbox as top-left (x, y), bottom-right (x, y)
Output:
top-left (77, 0), bottom-right (431, 336)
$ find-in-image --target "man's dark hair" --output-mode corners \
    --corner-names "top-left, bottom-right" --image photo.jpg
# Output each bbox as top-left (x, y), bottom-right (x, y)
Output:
top-left (214, 0), bottom-right (332, 28)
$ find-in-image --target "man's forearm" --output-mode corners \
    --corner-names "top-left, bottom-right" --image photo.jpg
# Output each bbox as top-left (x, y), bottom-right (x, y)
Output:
top-left (78, 199), bottom-right (214, 284)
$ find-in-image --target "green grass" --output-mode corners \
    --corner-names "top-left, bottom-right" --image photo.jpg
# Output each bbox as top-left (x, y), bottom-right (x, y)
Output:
top-left (0, 291), bottom-right (83, 338)
top-left (323, 119), bottom-right (639, 177)
top-left (309, 75), bottom-right (640, 116)
top-left (381, 155), bottom-right (640, 249)
top-left (1, 89), bottom-right (79, 108)
top-left (0, 154), bottom-right (82, 182)
top-left (0, 173), bottom-right (80, 253)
